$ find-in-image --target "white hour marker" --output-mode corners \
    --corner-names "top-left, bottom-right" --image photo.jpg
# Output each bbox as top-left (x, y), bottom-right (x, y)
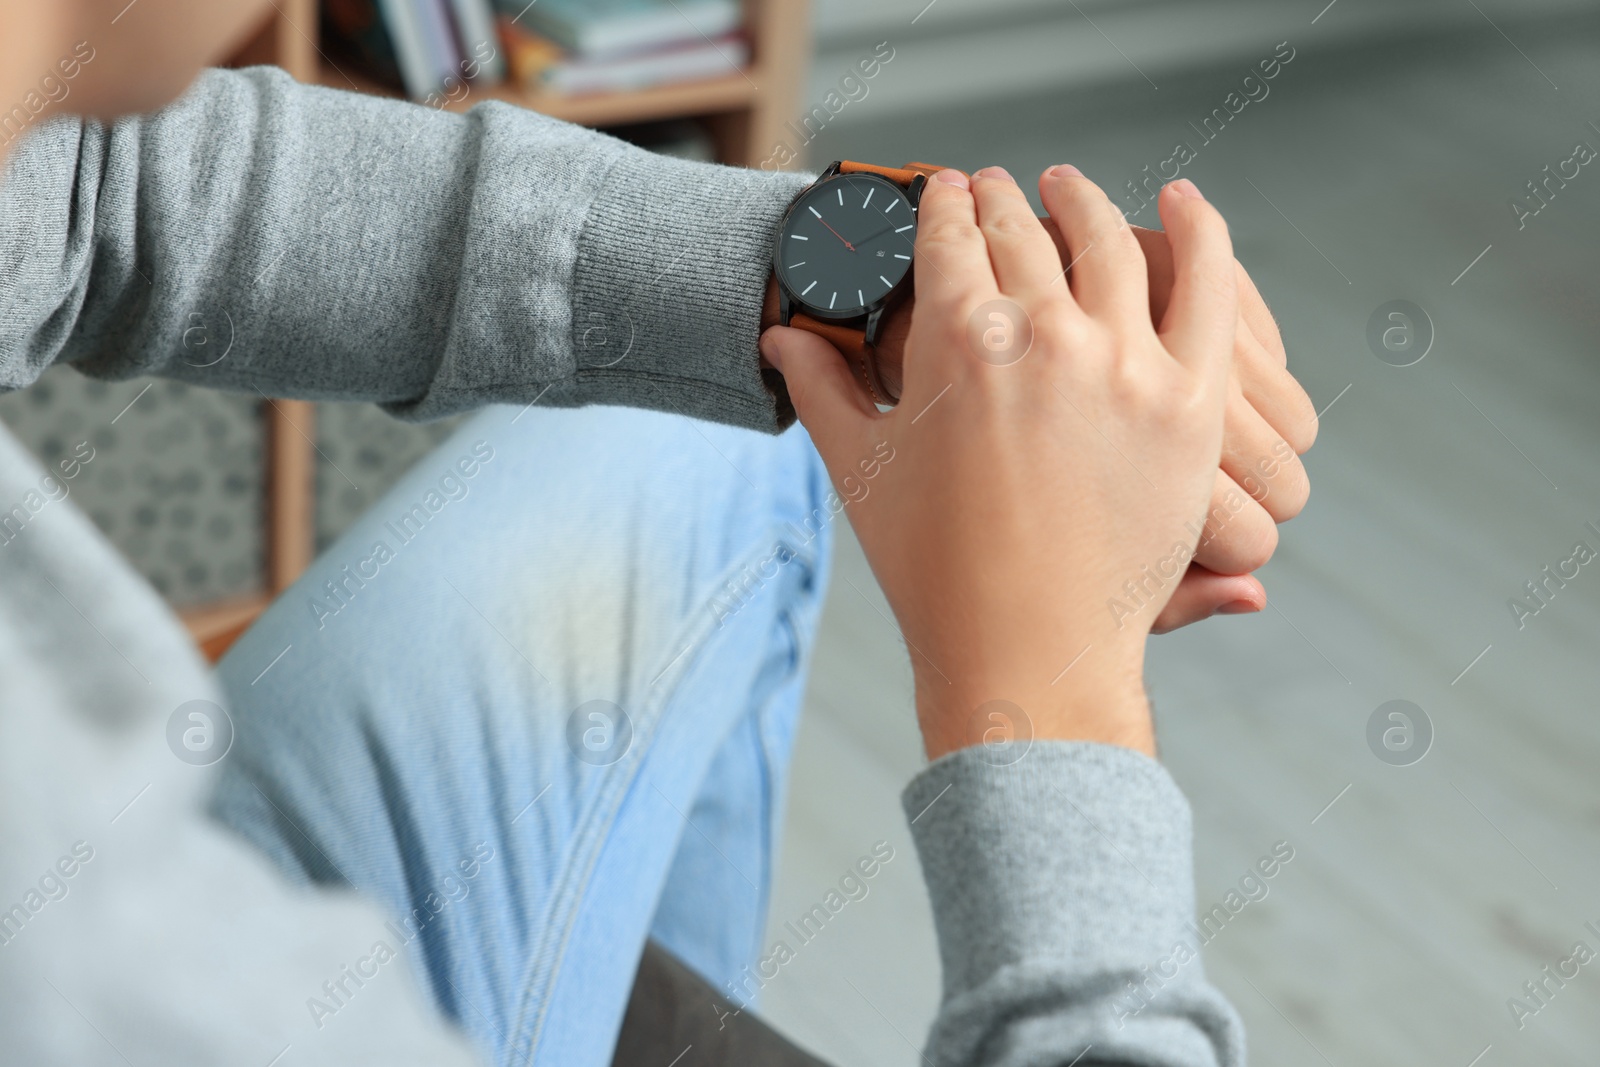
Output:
top-left (829, 291), bottom-right (837, 309)
top-left (788, 261), bottom-right (806, 268)
top-left (886, 200), bottom-right (899, 212)
top-left (837, 189), bottom-right (844, 206)
top-left (894, 253), bottom-right (910, 260)
top-left (790, 234), bottom-right (809, 240)
top-left (857, 289), bottom-right (864, 306)
top-left (808, 206), bottom-right (821, 218)
top-left (801, 280), bottom-right (817, 295)
top-left (879, 275), bottom-right (892, 288)
top-left (894, 224), bottom-right (913, 233)
top-left (863, 188), bottom-right (875, 208)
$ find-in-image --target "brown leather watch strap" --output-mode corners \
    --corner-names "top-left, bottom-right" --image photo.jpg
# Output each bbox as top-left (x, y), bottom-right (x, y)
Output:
top-left (762, 277), bottom-right (895, 406)
top-left (836, 160), bottom-right (952, 187)
top-left (790, 310), bottom-right (893, 405)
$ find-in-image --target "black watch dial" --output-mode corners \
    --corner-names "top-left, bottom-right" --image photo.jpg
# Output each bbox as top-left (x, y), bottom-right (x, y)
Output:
top-left (775, 173), bottom-right (917, 318)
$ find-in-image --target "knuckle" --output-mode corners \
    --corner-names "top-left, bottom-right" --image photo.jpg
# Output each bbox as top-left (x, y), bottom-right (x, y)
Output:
top-left (1100, 346), bottom-right (1171, 409)
top-left (920, 218), bottom-right (978, 248)
top-left (1235, 520), bottom-right (1279, 573)
top-left (982, 210), bottom-right (1043, 242)
top-left (1203, 513), bottom-right (1277, 574)
top-left (1265, 455), bottom-right (1311, 520)
top-left (1272, 477), bottom-right (1310, 522)
top-left (1289, 417), bottom-right (1318, 454)
top-left (1058, 180), bottom-right (1110, 222)
top-left (1058, 173), bottom-right (1109, 204)
top-left (1224, 417), bottom-right (1312, 521)
top-left (1284, 395), bottom-right (1320, 454)
top-left (1043, 310), bottom-right (1110, 360)
top-left (1105, 208), bottom-right (1143, 251)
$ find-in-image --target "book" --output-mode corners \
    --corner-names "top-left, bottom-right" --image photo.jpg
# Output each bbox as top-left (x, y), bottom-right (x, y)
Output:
top-left (412, 0), bottom-right (465, 90)
top-left (322, 0), bottom-right (406, 88)
top-left (378, 0), bottom-right (435, 98)
top-left (445, 0), bottom-right (507, 82)
top-left (512, 27), bottom-right (748, 97)
top-left (325, 0), bottom-right (506, 99)
top-left (499, 17), bottom-right (564, 86)
top-left (497, 0), bottom-right (741, 59)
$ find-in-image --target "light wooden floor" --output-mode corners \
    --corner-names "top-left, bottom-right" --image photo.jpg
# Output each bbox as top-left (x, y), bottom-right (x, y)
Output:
top-left (761, 14), bottom-right (1600, 1067)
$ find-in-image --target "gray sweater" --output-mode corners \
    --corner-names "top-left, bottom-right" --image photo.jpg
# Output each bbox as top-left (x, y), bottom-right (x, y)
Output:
top-left (0, 68), bottom-right (1243, 1065)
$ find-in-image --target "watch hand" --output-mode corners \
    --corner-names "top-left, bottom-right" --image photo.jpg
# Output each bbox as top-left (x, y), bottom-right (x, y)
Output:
top-left (856, 221), bottom-right (908, 247)
top-left (817, 215), bottom-right (855, 251)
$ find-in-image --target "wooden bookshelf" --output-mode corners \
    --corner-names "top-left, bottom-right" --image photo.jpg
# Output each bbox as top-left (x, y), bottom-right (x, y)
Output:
top-left (192, 0), bottom-right (810, 659)
top-left (318, 60), bottom-right (759, 126)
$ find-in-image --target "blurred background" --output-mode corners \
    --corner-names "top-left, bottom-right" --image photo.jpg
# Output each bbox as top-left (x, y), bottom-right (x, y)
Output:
top-left (6, 0), bottom-right (1600, 1063)
top-left (770, 4), bottom-right (1600, 1067)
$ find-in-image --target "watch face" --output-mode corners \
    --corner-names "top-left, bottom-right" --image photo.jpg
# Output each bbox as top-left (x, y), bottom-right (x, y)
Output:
top-left (775, 173), bottom-right (917, 318)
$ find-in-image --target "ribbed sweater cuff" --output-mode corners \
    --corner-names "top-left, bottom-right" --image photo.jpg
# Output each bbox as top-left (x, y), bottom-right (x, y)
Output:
top-left (902, 741), bottom-right (1198, 1002)
top-left (570, 149), bottom-right (812, 433)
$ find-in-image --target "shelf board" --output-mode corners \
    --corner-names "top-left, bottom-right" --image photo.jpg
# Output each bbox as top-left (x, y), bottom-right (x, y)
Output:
top-left (317, 61), bottom-right (761, 126)
top-left (181, 593), bottom-right (273, 662)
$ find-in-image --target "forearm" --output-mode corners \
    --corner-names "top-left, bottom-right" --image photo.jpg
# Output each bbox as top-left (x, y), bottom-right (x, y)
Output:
top-left (0, 67), bottom-right (812, 429)
top-left (904, 742), bottom-right (1244, 1067)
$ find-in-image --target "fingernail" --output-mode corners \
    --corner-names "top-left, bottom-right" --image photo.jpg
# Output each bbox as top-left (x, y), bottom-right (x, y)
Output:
top-left (1169, 178), bottom-right (1204, 200)
top-left (933, 169), bottom-right (969, 189)
top-left (1217, 599), bottom-right (1260, 615)
top-left (1048, 164), bottom-right (1083, 178)
top-left (975, 166), bottom-right (1015, 183)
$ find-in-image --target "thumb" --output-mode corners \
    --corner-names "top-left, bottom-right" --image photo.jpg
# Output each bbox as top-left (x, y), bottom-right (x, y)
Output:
top-left (1150, 566), bottom-right (1265, 634)
top-left (762, 325), bottom-right (877, 469)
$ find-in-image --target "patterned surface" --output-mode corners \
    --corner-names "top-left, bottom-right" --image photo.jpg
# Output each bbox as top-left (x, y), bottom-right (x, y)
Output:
top-left (0, 365), bottom-right (262, 607)
top-left (0, 365), bottom-right (472, 604)
top-left (314, 402), bottom-right (464, 551)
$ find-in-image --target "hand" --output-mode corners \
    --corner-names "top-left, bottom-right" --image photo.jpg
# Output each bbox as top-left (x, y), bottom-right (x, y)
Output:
top-left (862, 212), bottom-right (1316, 631)
top-left (762, 165), bottom-right (1239, 758)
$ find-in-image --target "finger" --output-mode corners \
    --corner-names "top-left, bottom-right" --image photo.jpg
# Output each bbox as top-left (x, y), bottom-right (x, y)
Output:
top-left (1235, 326), bottom-right (1319, 454)
top-left (1156, 179), bottom-right (1236, 382)
top-left (969, 167), bottom-right (1062, 298)
top-left (1151, 567), bottom-right (1266, 635)
top-left (1134, 228), bottom-right (1285, 370)
top-left (761, 326), bottom-right (876, 473)
top-left (913, 170), bottom-right (996, 306)
top-left (1236, 259), bottom-right (1287, 365)
top-left (1135, 218), bottom-right (1316, 463)
top-left (1038, 164), bottom-right (1149, 326)
top-left (1190, 468), bottom-right (1280, 576)
top-left (1222, 378), bottom-right (1310, 523)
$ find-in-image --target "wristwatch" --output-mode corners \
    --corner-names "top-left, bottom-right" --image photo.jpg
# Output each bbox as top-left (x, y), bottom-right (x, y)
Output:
top-left (770, 161), bottom-right (950, 406)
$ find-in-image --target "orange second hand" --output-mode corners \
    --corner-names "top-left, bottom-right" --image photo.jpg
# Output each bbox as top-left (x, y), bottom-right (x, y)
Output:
top-left (819, 216), bottom-right (854, 251)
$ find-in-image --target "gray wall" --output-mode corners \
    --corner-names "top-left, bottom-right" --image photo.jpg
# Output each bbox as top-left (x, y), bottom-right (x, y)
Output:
top-left (807, 0), bottom-right (1596, 121)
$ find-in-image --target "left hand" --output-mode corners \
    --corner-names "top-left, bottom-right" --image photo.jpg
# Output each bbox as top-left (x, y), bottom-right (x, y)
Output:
top-left (856, 210), bottom-right (1315, 633)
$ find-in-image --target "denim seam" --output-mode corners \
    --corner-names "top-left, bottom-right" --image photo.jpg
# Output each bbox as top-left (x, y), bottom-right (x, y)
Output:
top-left (503, 519), bottom-right (820, 1064)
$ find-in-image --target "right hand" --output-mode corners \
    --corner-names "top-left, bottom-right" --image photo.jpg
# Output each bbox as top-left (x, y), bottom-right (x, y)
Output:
top-left (761, 165), bottom-right (1239, 760)
top-left (866, 205), bottom-right (1315, 633)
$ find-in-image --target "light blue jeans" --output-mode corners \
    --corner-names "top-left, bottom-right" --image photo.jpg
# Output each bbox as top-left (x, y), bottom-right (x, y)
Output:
top-left (209, 404), bottom-right (834, 1067)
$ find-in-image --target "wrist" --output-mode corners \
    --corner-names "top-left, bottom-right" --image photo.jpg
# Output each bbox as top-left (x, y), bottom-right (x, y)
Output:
top-left (913, 652), bottom-right (1155, 762)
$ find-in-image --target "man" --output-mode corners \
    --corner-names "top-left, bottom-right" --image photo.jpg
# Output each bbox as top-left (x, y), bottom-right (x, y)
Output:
top-left (0, 1), bottom-right (1312, 1063)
